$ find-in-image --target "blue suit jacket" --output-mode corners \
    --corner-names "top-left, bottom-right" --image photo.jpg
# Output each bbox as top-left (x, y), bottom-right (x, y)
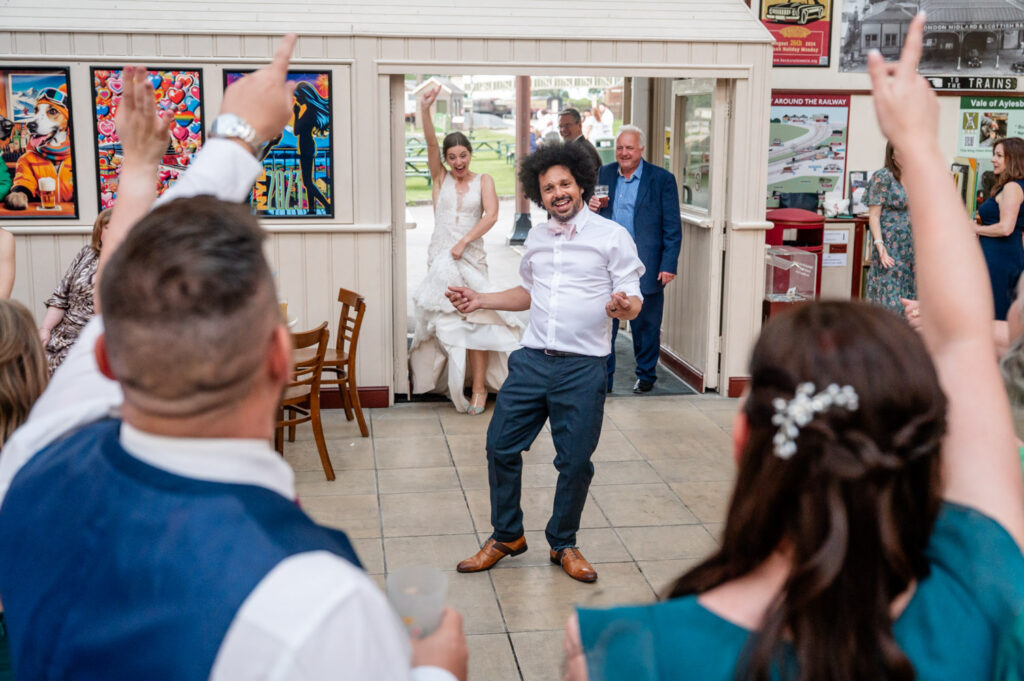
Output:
top-left (598, 160), bottom-right (683, 295)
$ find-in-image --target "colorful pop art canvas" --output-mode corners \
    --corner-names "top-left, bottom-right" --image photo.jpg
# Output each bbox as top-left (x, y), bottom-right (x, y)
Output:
top-left (0, 67), bottom-right (78, 218)
top-left (92, 68), bottom-right (204, 210)
top-left (224, 70), bottom-right (333, 218)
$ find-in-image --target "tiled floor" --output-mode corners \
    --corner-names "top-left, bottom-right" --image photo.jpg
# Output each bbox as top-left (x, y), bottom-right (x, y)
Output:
top-left (285, 394), bottom-right (739, 681)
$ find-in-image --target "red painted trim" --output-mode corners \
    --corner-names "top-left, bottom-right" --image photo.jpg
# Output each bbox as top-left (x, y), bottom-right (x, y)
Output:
top-left (659, 347), bottom-right (704, 393)
top-left (320, 386), bottom-right (390, 409)
top-left (727, 377), bottom-right (750, 398)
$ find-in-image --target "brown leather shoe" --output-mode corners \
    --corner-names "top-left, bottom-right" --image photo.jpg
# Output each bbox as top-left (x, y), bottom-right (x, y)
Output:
top-left (456, 536), bottom-right (527, 572)
top-left (550, 547), bottom-right (598, 582)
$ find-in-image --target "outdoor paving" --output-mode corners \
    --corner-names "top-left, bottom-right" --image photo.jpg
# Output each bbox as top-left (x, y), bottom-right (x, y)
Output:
top-left (284, 393), bottom-right (738, 681)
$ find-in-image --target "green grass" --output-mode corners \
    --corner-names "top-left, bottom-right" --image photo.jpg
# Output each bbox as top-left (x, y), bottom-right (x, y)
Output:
top-left (769, 123), bottom-right (807, 144)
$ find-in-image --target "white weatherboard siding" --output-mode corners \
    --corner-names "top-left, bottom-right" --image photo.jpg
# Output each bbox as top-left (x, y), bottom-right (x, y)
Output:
top-left (2, 0), bottom-right (773, 398)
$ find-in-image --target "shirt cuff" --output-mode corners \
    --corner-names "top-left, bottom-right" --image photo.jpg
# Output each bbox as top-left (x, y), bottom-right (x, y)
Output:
top-left (154, 138), bottom-right (262, 207)
top-left (411, 666), bottom-right (458, 681)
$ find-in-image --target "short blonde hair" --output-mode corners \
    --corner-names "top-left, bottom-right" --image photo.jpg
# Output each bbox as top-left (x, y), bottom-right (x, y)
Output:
top-left (0, 299), bottom-right (47, 448)
top-left (90, 209), bottom-right (112, 254)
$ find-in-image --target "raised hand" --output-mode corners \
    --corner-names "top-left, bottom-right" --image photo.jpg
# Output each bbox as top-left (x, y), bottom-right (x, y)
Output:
top-left (446, 285), bottom-right (481, 314)
top-left (867, 13), bottom-right (937, 152)
top-left (115, 65), bottom-right (173, 167)
top-left (421, 85), bottom-right (441, 109)
top-left (220, 33), bottom-right (298, 146)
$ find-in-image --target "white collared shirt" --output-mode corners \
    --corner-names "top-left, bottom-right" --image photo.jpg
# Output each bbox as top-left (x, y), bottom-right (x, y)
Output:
top-left (519, 207), bottom-right (644, 357)
top-left (0, 138), bottom-right (454, 681)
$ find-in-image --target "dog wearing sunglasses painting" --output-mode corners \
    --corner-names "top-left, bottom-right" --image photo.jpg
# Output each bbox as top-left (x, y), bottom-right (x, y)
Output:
top-left (5, 85), bottom-right (73, 211)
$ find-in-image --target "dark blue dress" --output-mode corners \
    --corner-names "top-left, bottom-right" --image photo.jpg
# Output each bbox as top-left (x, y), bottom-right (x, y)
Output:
top-left (977, 179), bottom-right (1024, 320)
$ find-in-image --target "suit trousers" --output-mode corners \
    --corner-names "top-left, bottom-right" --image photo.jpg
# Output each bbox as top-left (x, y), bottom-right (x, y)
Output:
top-left (607, 290), bottom-right (664, 387)
top-left (486, 347), bottom-right (606, 550)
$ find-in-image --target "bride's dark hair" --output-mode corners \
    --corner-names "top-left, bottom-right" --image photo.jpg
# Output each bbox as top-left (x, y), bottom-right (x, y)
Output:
top-left (669, 302), bottom-right (946, 681)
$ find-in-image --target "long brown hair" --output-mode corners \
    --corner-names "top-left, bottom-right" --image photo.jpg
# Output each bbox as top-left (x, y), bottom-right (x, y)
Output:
top-left (0, 300), bottom-right (48, 447)
top-left (90, 209), bottom-right (112, 254)
top-left (883, 141), bottom-right (901, 183)
top-left (669, 302), bottom-right (946, 681)
top-left (992, 137), bottom-right (1024, 197)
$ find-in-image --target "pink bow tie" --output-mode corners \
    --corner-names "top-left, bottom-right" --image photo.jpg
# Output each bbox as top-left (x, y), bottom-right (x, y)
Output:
top-left (548, 222), bottom-right (577, 240)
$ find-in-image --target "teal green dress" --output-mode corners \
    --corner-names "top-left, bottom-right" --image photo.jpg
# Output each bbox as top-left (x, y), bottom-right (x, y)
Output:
top-left (578, 503), bottom-right (1024, 681)
top-left (865, 168), bottom-right (916, 314)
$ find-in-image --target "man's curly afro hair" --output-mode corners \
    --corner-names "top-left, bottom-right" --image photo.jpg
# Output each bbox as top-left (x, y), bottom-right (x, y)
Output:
top-left (517, 142), bottom-right (597, 208)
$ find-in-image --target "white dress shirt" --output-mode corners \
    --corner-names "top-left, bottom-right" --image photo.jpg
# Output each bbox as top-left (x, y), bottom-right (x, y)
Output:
top-left (0, 138), bottom-right (454, 681)
top-left (519, 207), bottom-right (644, 357)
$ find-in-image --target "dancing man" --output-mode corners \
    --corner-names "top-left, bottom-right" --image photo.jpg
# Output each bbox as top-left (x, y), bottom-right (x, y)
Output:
top-left (448, 143), bottom-right (643, 582)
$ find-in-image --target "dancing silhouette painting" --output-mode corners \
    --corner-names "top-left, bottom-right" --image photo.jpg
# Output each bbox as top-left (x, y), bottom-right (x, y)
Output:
top-left (224, 70), bottom-right (333, 218)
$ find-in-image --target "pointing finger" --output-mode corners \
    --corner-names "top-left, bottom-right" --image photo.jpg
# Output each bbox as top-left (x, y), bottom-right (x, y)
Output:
top-left (897, 13), bottom-right (926, 79)
top-left (270, 33), bottom-right (298, 80)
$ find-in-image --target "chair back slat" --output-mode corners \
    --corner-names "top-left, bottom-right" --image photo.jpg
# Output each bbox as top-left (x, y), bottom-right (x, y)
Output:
top-left (290, 322), bottom-right (329, 390)
top-left (336, 288), bottom-right (367, 371)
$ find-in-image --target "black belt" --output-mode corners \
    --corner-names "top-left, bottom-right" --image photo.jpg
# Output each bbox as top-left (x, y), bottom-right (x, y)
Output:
top-left (541, 348), bottom-right (588, 358)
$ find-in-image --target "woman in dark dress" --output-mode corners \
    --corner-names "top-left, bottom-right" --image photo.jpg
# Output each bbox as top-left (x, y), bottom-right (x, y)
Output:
top-left (976, 137), bottom-right (1024, 321)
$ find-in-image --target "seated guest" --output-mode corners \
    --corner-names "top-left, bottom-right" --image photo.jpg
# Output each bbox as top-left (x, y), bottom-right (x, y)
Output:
top-left (563, 16), bottom-right (1024, 681)
top-left (38, 209), bottom-right (111, 374)
top-left (0, 44), bottom-right (467, 681)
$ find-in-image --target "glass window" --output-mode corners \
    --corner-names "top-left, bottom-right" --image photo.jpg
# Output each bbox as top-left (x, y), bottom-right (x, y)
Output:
top-left (680, 92), bottom-right (712, 210)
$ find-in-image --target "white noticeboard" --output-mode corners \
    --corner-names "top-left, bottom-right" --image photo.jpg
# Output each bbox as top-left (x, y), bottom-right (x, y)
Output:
top-left (823, 229), bottom-right (848, 244)
top-left (822, 253), bottom-right (847, 268)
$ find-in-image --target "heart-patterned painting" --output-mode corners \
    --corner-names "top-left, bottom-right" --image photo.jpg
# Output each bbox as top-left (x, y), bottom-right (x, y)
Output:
top-left (92, 67), bottom-right (204, 210)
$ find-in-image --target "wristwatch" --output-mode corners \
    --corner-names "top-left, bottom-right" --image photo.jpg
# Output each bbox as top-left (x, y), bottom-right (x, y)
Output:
top-left (209, 113), bottom-right (266, 157)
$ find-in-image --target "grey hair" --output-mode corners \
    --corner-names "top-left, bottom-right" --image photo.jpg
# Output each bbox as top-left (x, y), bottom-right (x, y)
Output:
top-left (617, 124), bottom-right (646, 148)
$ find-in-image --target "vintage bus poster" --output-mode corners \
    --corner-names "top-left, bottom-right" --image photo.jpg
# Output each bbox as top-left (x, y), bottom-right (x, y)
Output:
top-left (224, 71), bottom-right (333, 218)
top-left (760, 0), bottom-right (832, 67)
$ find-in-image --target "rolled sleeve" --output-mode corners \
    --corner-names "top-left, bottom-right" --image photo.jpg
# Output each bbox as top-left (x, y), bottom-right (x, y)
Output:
top-left (607, 229), bottom-right (645, 300)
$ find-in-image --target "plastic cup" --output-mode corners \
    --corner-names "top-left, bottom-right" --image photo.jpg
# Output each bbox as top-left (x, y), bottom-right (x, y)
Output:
top-left (386, 566), bottom-right (448, 638)
top-left (278, 300), bottom-right (288, 321)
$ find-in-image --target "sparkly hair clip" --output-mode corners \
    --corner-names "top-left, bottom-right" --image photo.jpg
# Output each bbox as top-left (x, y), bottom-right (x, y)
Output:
top-left (771, 382), bottom-right (859, 459)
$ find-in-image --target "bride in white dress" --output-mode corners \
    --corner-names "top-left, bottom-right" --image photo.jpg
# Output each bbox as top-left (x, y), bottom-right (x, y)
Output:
top-left (409, 86), bottom-right (522, 414)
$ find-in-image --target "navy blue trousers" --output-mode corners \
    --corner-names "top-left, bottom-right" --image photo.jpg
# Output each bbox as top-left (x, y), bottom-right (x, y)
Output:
top-left (607, 290), bottom-right (664, 388)
top-left (486, 347), bottom-right (606, 550)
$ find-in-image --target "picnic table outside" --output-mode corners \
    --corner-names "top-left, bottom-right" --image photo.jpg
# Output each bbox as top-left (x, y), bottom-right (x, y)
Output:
top-left (405, 157), bottom-right (432, 186)
top-left (404, 137), bottom-right (509, 160)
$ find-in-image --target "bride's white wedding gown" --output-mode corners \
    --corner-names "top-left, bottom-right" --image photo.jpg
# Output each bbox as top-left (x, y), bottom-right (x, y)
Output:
top-left (409, 173), bottom-right (522, 412)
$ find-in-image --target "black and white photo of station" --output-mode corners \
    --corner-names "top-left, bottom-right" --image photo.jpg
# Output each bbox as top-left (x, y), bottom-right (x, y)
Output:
top-left (840, 0), bottom-right (1024, 75)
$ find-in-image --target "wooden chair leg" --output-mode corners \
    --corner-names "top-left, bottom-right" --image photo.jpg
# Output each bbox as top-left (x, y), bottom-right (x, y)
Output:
top-left (347, 376), bottom-right (369, 438)
top-left (341, 378), bottom-right (354, 421)
top-left (274, 411), bottom-right (284, 454)
top-left (310, 394), bottom-right (336, 480)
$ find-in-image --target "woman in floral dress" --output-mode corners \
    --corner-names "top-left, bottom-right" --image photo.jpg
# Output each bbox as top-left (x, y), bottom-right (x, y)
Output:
top-left (37, 209), bottom-right (110, 374)
top-left (865, 142), bottom-right (915, 313)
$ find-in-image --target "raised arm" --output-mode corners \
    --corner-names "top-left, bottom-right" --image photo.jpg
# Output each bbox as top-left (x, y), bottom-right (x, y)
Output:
top-left (420, 86), bottom-right (445, 183)
top-left (869, 13), bottom-right (1024, 545)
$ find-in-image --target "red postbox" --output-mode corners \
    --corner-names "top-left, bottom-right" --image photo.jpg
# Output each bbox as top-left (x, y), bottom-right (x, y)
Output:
top-left (766, 207), bottom-right (824, 296)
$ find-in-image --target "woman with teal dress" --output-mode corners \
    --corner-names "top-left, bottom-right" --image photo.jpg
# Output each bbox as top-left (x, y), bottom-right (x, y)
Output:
top-left (563, 18), bottom-right (1024, 681)
top-left (865, 142), bottom-right (915, 313)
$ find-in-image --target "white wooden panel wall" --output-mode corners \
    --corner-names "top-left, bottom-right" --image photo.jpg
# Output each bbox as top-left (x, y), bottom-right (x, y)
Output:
top-left (661, 224), bottom-right (714, 375)
top-left (10, 234), bottom-right (90, 321)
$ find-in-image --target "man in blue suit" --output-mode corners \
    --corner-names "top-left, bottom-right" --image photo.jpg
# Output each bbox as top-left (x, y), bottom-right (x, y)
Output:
top-left (590, 125), bottom-right (682, 393)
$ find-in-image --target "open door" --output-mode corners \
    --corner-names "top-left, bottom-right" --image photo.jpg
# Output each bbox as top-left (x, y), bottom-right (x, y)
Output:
top-left (659, 78), bottom-right (730, 391)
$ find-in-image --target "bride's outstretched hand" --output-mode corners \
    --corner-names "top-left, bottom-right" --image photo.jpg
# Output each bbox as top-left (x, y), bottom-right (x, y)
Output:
top-left (447, 286), bottom-right (481, 314)
top-left (867, 12), bottom-right (937, 151)
top-left (421, 85), bottom-right (441, 109)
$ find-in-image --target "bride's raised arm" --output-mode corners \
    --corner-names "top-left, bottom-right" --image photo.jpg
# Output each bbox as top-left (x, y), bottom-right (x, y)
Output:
top-left (420, 85), bottom-right (445, 184)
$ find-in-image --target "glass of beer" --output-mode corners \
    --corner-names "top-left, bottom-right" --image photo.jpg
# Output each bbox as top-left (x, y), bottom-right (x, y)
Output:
top-left (594, 184), bottom-right (609, 208)
top-left (38, 177), bottom-right (57, 210)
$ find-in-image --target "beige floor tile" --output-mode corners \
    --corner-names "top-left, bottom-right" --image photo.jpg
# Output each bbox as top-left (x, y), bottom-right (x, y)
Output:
top-left (590, 484), bottom-right (697, 527)
top-left (647, 455), bottom-right (736, 483)
top-left (290, 414), bottom-right (367, 442)
top-left (702, 408), bottom-right (738, 430)
top-left (378, 466), bottom-right (460, 494)
top-left (670, 481), bottom-right (733, 524)
top-left (611, 408), bottom-right (725, 434)
top-left (282, 437), bottom-right (375, 472)
top-left (370, 403), bottom-right (442, 420)
top-left (447, 433), bottom-right (488, 467)
top-left (623, 429), bottom-right (731, 461)
top-left (616, 525), bottom-right (718, 562)
top-left (704, 522), bottom-right (725, 543)
top-left (372, 416), bottom-right (444, 439)
top-left (353, 537), bottom-right (384, 574)
top-left (521, 463), bottom-right (558, 488)
top-left (464, 488), bottom-right (608, 535)
top-left (688, 395), bottom-right (741, 412)
top-left (445, 573), bottom-right (507, 635)
top-left (381, 490), bottom-right (474, 536)
top-left (511, 630), bottom-right (565, 681)
top-left (590, 428), bottom-right (643, 462)
top-left (369, 573), bottom-right (386, 591)
top-left (456, 464), bottom-right (489, 490)
top-left (301, 494), bottom-right (380, 538)
top-left (603, 395), bottom-right (699, 414)
top-left (638, 558), bottom-right (701, 597)
top-left (440, 411), bottom-right (494, 435)
top-left (294, 469), bottom-right (377, 496)
top-left (492, 562), bottom-right (655, 631)
top-left (591, 460), bottom-right (663, 486)
top-left (384, 533), bottom-right (483, 572)
top-left (374, 435), bottom-right (453, 469)
top-left (468, 633), bottom-right (521, 681)
top-left (474, 528), bottom-right (632, 569)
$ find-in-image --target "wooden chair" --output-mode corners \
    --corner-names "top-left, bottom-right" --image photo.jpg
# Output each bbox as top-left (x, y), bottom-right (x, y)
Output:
top-left (321, 288), bottom-right (369, 437)
top-left (276, 321), bottom-right (335, 480)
